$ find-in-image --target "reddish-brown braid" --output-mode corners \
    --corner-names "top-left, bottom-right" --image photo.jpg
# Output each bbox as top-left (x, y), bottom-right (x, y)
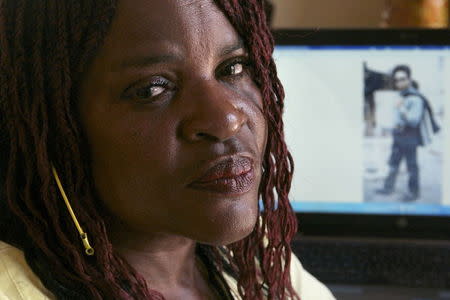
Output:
top-left (213, 1), bottom-right (299, 299)
top-left (0, 0), bottom-right (299, 299)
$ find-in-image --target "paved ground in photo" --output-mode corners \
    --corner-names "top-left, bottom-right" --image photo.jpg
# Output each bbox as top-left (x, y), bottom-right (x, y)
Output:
top-left (364, 135), bottom-right (443, 204)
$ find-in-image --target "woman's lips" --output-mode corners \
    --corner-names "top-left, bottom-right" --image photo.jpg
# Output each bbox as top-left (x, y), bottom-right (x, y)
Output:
top-left (187, 156), bottom-right (255, 195)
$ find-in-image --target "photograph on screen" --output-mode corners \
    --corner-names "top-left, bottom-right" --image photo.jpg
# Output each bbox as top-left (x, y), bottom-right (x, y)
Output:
top-left (274, 44), bottom-right (450, 216)
top-left (363, 58), bottom-right (444, 204)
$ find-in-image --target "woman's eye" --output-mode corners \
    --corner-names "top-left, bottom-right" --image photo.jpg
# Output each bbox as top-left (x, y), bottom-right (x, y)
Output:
top-left (229, 63), bottom-right (244, 76)
top-left (219, 57), bottom-right (251, 78)
top-left (136, 85), bottom-right (166, 98)
top-left (122, 77), bottom-right (174, 101)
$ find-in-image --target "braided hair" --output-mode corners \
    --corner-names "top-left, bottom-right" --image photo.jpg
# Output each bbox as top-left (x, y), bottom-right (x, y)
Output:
top-left (0, 0), bottom-right (299, 299)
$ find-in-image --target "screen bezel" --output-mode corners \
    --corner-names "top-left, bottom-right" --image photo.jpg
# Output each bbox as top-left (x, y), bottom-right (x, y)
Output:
top-left (273, 29), bottom-right (450, 239)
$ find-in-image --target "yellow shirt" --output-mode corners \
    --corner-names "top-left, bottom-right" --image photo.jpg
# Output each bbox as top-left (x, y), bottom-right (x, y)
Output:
top-left (0, 241), bottom-right (336, 299)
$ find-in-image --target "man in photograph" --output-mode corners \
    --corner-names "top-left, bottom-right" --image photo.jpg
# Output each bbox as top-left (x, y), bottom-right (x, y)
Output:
top-left (376, 65), bottom-right (428, 202)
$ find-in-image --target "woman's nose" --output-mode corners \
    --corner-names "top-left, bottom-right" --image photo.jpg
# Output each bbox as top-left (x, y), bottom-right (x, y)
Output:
top-left (179, 81), bottom-right (248, 143)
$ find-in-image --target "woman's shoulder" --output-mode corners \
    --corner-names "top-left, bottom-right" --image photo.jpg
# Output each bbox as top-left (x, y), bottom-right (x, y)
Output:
top-left (0, 241), bottom-right (54, 300)
top-left (222, 251), bottom-right (336, 300)
top-left (290, 252), bottom-right (336, 300)
top-left (0, 240), bottom-right (336, 300)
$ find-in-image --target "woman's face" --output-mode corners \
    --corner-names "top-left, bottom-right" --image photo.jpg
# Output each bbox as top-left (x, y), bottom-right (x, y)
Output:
top-left (78, 0), bottom-right (267, 245)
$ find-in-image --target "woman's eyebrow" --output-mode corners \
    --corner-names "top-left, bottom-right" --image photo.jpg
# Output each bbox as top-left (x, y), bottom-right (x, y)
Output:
top-left (219, 38), bottom-right (245, 57)
top-left (114, 38), bottom-right (245, 71)
top-left (116, 54), bottom-right (180, 71)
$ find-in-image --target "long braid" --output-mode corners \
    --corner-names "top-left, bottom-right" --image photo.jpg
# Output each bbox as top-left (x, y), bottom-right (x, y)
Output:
top-left (1, 1), bottom-right (154, 298)
top-left (0, 0), bottom-right (299, 299)
top-left (214, 1), bottom-right (299, 299)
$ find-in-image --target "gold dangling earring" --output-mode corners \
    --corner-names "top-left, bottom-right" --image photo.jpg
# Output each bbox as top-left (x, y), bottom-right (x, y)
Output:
top-left (51, 164), bottom-right (95, 256)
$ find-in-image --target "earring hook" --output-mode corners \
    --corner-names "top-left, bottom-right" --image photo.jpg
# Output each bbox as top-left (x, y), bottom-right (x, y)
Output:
top-left (51, 164), bottom-right (94, 256)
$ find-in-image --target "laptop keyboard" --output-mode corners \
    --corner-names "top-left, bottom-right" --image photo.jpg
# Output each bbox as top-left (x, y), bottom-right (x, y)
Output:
top-left (292, 236), bottom-right (450, 288)
top-left (328, 284), bottom-right (450, 300)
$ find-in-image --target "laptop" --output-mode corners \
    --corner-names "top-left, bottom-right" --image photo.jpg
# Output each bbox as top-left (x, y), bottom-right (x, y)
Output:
top-left (273, 29), bottom-right (450, 298)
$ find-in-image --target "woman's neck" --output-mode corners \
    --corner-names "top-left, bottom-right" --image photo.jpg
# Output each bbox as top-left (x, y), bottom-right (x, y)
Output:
top-left (108, 224), bottom-right (218, 299)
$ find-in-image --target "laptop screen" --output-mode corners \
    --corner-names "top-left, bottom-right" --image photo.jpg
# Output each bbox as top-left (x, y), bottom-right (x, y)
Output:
top-left (274, 44), bottom-right (450, 216)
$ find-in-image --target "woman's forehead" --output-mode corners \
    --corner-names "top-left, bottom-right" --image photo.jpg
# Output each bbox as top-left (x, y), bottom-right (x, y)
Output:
top-left (99, 0), bottom-right (241, 63)
top-left (113, 0), bottom-right (220, 31)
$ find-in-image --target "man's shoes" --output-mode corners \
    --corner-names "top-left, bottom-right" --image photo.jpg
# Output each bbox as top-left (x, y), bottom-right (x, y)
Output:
top-left (401, 192), bottom-right (419, 202)
top-left (375, 188), bottom-right (394, 195)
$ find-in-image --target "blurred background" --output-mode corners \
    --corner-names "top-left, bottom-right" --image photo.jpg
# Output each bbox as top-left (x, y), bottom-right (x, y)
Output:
top-left (271, 0), bottom-right (449, 29)
top-left (269, 1), bottom-right (450, 299)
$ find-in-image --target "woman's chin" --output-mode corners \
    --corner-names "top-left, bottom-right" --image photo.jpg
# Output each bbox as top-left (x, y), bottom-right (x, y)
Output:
top-left (190, 212), bottom-right (259, 246)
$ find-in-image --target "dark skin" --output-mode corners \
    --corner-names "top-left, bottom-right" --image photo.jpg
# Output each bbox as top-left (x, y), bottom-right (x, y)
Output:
top-left (78, 0), bottom-right (267, 298)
